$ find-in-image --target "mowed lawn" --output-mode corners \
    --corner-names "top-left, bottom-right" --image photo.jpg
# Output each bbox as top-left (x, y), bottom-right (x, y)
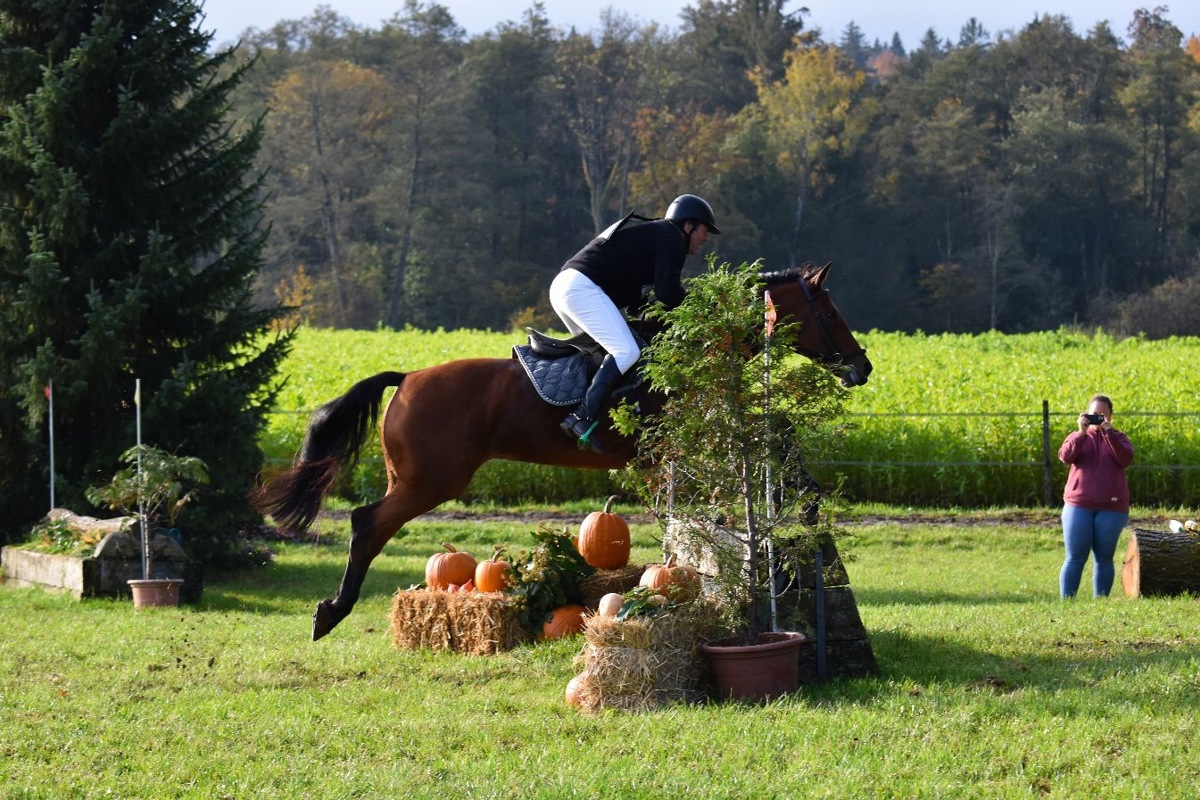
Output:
top-left (2, 510), bottom-right (1198, 799)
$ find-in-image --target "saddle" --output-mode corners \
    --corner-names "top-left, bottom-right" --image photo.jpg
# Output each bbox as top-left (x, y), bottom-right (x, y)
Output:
top-left (512, 327), bottom-right (647, 407)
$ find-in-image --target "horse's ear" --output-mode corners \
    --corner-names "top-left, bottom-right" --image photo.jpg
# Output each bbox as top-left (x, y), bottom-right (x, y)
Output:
top-left (813, 262), bottom-right (832, 286)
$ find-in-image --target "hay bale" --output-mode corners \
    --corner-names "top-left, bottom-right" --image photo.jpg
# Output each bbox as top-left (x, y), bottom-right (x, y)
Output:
top-left (578, 564), bottom-right (645, 610)
top-left (390, 589), bottom-right (531, 655)
top-left (570, 604), bottom-right (726, 713)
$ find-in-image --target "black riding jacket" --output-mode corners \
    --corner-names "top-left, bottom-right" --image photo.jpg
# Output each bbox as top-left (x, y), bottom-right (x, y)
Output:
top-left (560, 218), bottom-right (688, 311)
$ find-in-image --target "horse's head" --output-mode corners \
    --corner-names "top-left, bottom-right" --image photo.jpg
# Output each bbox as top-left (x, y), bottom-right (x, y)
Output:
top-left (762, 263), bottom-right (872, 388)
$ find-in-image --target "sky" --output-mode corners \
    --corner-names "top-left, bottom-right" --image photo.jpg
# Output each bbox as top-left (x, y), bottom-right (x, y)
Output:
top-left (198, 0), bottom-right (1199, 50)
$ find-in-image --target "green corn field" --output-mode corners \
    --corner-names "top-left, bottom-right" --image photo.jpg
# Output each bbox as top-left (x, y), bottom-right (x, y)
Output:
top-left (263, 327), bottom-right (1200, 508)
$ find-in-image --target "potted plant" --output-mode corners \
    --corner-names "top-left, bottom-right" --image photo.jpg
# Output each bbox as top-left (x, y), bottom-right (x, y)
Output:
top-left (85, 444), bottom-right (208, 607)
top-left (614, 260), bottom-right (851, 700)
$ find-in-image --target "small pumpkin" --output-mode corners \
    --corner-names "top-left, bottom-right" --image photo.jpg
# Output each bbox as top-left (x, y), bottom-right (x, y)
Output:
top-left (425, 543), bottom-right (477, 590)
top-left (540, 604), bottom-right (587, 640)
top-left (474, 548), bottom-right (511, 593)
top-left (565, 674), bottom-right (586, 707)
top-left (597, 592), bottom-right (625, 617)
top-left (576, 495), bottom-right (631, 569)
top-left (639, 555), bottom-right (701, 601)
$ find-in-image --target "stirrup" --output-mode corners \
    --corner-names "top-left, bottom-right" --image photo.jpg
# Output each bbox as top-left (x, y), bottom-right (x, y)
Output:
top-left (561, 414), bottom-right (604, 453)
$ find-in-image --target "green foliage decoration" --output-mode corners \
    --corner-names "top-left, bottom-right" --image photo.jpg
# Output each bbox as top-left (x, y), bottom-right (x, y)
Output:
top-left (85, 445), bottom-right (209, 532)
top-left (615, 586), bottom-right (670, 620)
top-left (614, 260), bottom-right (852, 637)
top-left (505, 525), bottom-right (595, 634)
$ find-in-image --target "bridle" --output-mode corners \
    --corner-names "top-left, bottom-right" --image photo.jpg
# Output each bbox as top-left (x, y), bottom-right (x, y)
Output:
top-left (779, 275), bottom-right (868, 368)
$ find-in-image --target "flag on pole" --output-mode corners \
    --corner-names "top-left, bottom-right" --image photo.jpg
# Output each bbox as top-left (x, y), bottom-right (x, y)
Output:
top-left (134, 381), bottom-right (141, 407)
top-left (46, 380), bottom-right (55, 511)
top-left (764, 290), bottom-right (777, 338)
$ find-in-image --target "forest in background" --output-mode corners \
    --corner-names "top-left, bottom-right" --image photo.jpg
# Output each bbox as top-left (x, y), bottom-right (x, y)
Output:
top-left (224, 0), bottom-right (1200, 335)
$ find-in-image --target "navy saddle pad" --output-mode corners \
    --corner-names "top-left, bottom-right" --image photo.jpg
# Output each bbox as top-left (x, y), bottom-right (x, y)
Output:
top-left (512, 335), bottom-right (646, 407)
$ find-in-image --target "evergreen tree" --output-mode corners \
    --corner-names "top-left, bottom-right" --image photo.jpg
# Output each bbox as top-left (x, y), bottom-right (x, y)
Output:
top-left (0, 0), bottom-right (290, 556)
top-left (839, 21), bottom-right (869, 68)
top-left (957, 18), bottom-right (991, 49)
top-left (675, 0), bottom-right (808, 112)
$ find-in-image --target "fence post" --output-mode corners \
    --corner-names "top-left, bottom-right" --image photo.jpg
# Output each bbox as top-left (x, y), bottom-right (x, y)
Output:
top-left (1042, 400), bottom-right (1053, 506)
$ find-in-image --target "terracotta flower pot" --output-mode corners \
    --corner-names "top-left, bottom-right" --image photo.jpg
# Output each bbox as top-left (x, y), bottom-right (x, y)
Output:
top-left (128, 578), bottom-right (183, 608)
top-left (701, 631), bottom-right (806, 701)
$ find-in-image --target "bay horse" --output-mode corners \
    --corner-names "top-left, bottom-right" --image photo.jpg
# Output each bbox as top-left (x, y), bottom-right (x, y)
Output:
top-left (252, 263), bottom-right (872, 640)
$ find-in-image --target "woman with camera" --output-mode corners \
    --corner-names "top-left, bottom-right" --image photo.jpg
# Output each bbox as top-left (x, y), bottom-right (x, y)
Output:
top-left (1057, 394), bottom-right (1135, 598)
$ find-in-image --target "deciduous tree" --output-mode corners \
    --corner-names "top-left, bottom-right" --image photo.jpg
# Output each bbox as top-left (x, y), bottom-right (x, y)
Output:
top-left (1119, 7), bottom-right (1198, 278)
top-left (263, 59), bottom-right (397, 326)
top-left (553, 13), bottom-right (664, 234)
top-left (750, 44), bottom-right (874, 264)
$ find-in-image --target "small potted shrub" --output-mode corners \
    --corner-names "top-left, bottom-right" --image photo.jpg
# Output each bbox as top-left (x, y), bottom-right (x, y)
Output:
top-left (86, 445), bottom-right (208, 607)
top-left (615, 261), bottom-right (852, 700)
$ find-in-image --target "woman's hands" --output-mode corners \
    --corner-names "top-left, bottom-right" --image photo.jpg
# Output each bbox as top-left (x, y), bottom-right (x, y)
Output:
top-left (1077, 412), bottom-right (1112, 432)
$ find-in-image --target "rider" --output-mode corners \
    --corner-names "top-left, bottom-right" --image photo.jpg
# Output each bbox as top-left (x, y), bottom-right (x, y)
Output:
top-left (549, 194), bottom-right (720, 451)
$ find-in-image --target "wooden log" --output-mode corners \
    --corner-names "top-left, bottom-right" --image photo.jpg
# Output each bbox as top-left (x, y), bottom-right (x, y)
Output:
top-left (1122, 528), bottom-right (1200, 598)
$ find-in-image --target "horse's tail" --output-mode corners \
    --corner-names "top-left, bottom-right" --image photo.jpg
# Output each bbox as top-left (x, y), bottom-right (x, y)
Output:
top-left (251, 371), bottom-right (406, 531)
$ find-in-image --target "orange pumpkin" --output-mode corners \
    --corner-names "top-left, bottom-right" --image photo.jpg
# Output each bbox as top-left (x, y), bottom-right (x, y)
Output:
top-left (576, 495), bottom-right (631, 569)
top-left (540, 604), bottom-right (587, 639)
top-left (425, 543), bottom-right (477, 590)
top-left (639, 555), bottom-right (701, 601)
top-left (474, 549), bottom-right (511, 593)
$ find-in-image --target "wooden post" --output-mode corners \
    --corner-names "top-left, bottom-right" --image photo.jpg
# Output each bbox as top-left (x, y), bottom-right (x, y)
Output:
top-left (814, 547), bottom-right (827, 681)
top-left (1042, 400), bottom-right (1053, 506)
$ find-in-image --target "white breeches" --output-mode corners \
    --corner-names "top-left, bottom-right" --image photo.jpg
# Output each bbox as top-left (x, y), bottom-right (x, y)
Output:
top-left (549, 268), bottom-right (640, 373)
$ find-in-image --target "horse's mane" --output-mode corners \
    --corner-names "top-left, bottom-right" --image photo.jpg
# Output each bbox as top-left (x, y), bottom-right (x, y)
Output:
top-left (760, 263), bottom-right (822, 286)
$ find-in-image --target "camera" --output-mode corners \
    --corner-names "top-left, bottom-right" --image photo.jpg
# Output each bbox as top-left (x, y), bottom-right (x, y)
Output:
top-left (1083, 413), bottom-right (1105, 425)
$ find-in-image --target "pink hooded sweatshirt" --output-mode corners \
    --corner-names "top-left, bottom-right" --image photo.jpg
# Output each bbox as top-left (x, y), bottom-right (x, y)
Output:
top-left (1059, 427), bottom-right (1135, 512)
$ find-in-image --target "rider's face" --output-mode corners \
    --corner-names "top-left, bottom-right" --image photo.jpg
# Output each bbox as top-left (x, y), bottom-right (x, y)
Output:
top-left (686, 222), bottom-right (710, 255)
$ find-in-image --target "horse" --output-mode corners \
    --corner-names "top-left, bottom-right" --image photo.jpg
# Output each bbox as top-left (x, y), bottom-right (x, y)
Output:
top-left (251, 262), bottom-right (872, 640)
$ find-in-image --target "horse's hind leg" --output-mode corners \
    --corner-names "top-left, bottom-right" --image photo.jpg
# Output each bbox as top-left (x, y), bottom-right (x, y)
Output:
top-left (312, 486), bottom-right (445, 641)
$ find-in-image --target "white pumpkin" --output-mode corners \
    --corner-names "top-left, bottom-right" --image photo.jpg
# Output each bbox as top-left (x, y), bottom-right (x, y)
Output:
top-left (597, 592), bottom-right (625, 617)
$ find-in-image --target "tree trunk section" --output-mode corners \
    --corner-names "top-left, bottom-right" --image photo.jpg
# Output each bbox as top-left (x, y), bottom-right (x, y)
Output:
top-left (1122, 527), bottom-right (1200, 598)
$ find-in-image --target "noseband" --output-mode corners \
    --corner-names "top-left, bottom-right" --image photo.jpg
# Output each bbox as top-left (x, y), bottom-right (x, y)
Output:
top-left (787, 276), bottom-right (867, 367)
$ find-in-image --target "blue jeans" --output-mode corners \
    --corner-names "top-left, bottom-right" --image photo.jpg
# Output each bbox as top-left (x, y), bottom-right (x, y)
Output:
top-left (1060, 504), bottom-right (1128, 598)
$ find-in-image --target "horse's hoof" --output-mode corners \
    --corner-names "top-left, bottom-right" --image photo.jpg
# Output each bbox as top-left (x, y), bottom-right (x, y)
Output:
top-left (312, 600), bottom-right (339, 641)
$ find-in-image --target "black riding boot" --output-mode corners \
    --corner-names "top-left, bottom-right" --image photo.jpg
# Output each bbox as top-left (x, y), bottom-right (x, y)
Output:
top-left (561, 354), bottom-right (623, 452)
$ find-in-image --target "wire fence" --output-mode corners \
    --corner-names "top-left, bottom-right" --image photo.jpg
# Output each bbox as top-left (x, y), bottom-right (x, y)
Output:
top-left (829, 403), bottom-right (1197, 506)
top-left (263, 403), bottom-right (1200, 507)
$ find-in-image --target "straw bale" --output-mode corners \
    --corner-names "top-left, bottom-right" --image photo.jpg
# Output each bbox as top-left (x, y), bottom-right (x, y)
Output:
top-left (390, 589), bottom-right (531, 655)
top-left (578, 564), bottom-right (645, 610)
top-left (570, 605), bottom-right (726, 713)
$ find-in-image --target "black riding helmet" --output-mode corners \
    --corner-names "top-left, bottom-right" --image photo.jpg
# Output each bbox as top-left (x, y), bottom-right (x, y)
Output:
top-left (665, 194), bottom-right (720, 234)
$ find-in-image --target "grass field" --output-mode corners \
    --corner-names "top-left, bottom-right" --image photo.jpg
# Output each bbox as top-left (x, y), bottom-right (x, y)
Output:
top-left (3, 507), bottom-right (1198, 798)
